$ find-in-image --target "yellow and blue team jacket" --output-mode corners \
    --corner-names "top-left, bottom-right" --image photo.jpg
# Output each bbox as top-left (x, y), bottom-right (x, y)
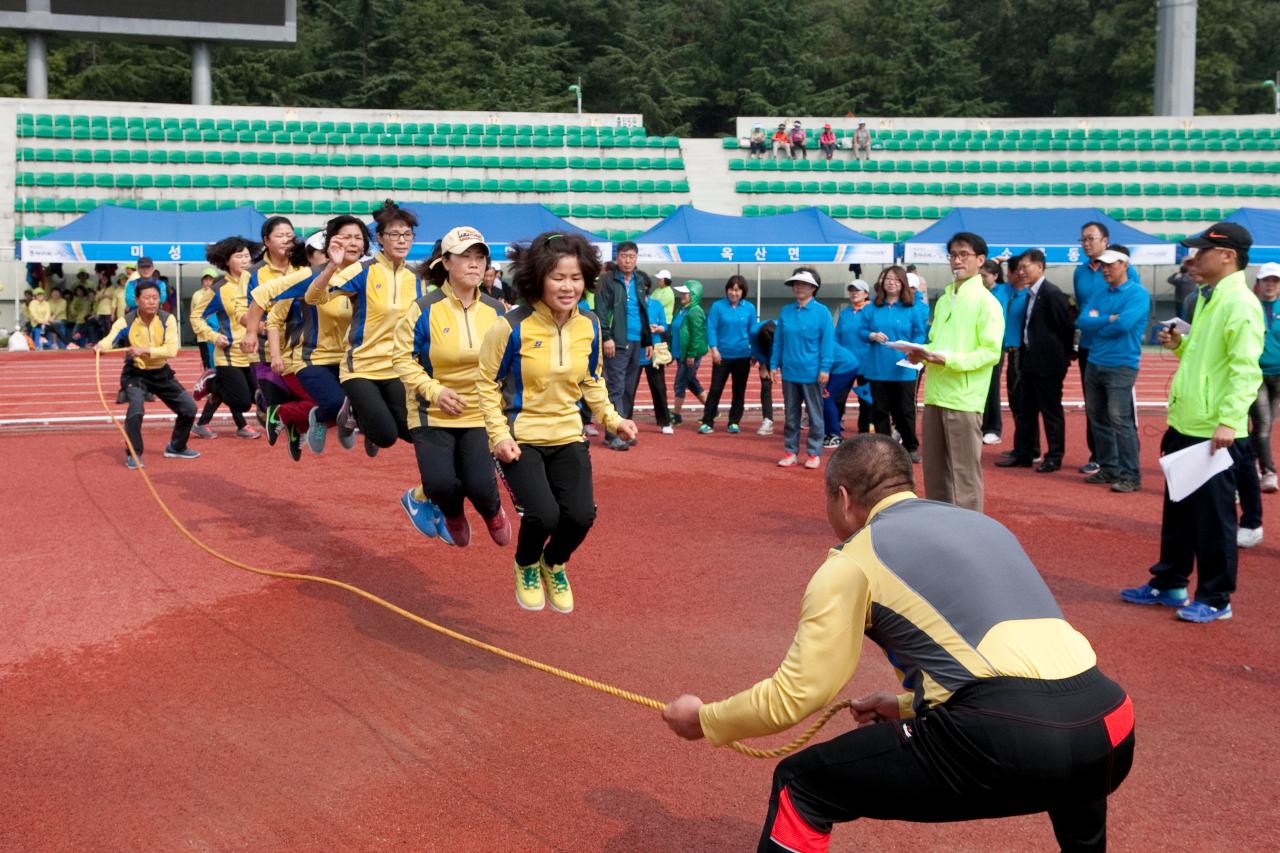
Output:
top-left (190, 271), bottom-right (253, 368)
top-left (393, 282), bottom-right (507, 430)
top-left (698, 492), bottom-right (1099, 747)
top-left (476, 301), bottom-right (623, 449)
top-left (245, 261), bottom-right (307, 365)
top-left (100, 310), bottom-right (180, 371)
top-left (305, 252), bottom-right (425, 382)
top-left (250, 265), bottom-right (352, 373)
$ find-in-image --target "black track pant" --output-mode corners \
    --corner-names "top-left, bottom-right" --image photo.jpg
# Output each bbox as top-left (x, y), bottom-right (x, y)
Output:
top-left (702, 356), bottom-right (751, 426)
top-left (499, 441), bottom-right (596, 566)
top-left (869, 379), bottom-right (919, 452)
top-left (341, 377), bottom-right (410, 447)
top-left (120, 364), bottom-right (197, 457)
top-left (198, 365), bottom-right (254, 425)
top-left (410, 426), bottom-right (501, 520)
top-left (758, 668), bottom-right (1134, 853)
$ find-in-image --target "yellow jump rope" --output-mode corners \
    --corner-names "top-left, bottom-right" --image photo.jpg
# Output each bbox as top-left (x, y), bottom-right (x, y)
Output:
top-left (94, 350), bottom-right (852, 759)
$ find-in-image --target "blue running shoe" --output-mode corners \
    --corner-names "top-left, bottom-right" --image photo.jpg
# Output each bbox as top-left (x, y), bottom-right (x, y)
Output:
top-left (1176, 601), bottom-right (1233, 623)
top-left (432, 502), bottom-right (455, 546)
top-left (306, 406), bottom-right (327, 455)
top-left (1119, 583), bottom-right (1188, 607)
top-left (400, 488), bottom-right (438, 538)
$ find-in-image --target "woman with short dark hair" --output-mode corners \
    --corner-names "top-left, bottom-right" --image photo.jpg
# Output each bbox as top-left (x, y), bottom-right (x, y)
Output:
top-left (190, 235), bottom-right (263, 439)
top-left (700, 274), bottom-right (755, 434)
top-left (477, 232), bottom-right (637, 614)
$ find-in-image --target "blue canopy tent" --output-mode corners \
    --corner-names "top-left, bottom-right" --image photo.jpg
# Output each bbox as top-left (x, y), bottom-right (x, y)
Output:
top-left (18, 204), bottom-right (266, 264)
top-left (901, 208), bottom-right (1176, 265)
top-left (1216, 208), bottom-right (1280, 263)
top-left (633, 205), bottom-right (893, 264)
top-left (367, 202), bottom-right (611, 262)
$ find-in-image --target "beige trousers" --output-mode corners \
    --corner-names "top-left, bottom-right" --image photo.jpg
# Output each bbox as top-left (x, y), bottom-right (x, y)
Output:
top-left (921, 404), bottom-right (984, 512)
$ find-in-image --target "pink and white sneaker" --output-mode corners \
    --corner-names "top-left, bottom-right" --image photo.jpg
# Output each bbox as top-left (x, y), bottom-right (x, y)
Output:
top-left (777, 454), bottom-right (798, 467)
top-left (803, 455), bottom-right (821, 469)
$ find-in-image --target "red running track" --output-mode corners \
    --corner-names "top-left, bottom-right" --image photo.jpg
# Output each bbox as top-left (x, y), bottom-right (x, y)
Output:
top-left (1, 353), bottom-right (1276, 851)
top-left (0, 348), bottom-right (1180, 427)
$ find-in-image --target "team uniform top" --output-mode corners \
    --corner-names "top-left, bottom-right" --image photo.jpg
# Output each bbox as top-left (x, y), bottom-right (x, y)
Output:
top-left (698, 492), bottom-right (1098, 746)
top-left (393, 282), bottom-right (507, 430)
top-left (101, 311), bottom-right (181, 371)
top-left (305, 252), bottom-right (425, 382)
top-left (250, 264), bottom-right (353, 373)
top-left (190, 271), bottom-right (254, 368)
top-left (476, 301), bottom-right (623, 449)
top-left (246, 261), bottom-right (308, 365)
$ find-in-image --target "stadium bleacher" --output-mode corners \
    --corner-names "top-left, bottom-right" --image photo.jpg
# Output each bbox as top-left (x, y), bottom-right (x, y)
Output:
top-left (6, 103), bottom-right (1280, 247)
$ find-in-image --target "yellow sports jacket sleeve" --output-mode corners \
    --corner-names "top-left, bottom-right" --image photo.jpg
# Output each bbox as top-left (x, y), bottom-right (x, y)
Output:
top-left (476, 316), bottom-right (515, 449)
top-left (188, 288), bottom-right (219, 343)
top-left (699, 548), bottom-right (870, 746)
top-left (393, 300), bottom-right (443, 405)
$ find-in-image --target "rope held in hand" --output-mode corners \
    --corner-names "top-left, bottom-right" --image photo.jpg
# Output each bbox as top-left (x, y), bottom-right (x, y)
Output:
top-left (93, 350), bottom-right (851, 759)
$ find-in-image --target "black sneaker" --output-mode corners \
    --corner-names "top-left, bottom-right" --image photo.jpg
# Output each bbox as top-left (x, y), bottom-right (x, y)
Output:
top-left (364, 434), bottom-right (380, 458)
top-left (266, 405), bottom-right (282, 446)
top-left (604, 437), bottom-right (630, 452)
top-left (671, 413), bottom-right (683, 426)
top-left (1110, 479), bottom-right (1140, 493)
top-left (287, 425), bottom-right (303, 462)
top-left (1084, 470), bottom-right (1117, 484)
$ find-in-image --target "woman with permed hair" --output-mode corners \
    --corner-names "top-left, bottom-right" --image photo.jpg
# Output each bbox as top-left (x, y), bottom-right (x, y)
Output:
top-left (476, 232), bottom-right (638, 613)
top-left (189, 235), bottom-right (264, 439)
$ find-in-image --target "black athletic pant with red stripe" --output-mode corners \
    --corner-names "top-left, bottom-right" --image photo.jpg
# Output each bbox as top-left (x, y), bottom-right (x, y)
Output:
top-left (758, 668), bottom-right (1134, 853)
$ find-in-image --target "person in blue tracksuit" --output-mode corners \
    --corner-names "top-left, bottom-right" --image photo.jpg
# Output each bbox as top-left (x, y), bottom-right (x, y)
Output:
top-left (858, 265), bottom-right (927, 460)
top-left (835, 279), bottom-right (874, 435)
top-left (822, 342), bottom-right (866, 446)
top-left (640, 294), bottom-right (673, 432)
top-left (701, 274), bottom-right (757, 434)
top-left (770, 268), bottom-right (833, 467)
top-left (751, 318), bottom-right (777, 435)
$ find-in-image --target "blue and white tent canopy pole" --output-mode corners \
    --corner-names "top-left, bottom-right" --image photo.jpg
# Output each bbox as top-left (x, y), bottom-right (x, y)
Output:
top-left (366, 202), bottom-right (611, 263)
top-left (1215, 208), bottom-right (1280, 264)
top-left (18, 204), bottom-right (267, 263)
top-left (902, 207), bottom-right (1175, 265)
top-left (633, 205), bottom-right (893, 264)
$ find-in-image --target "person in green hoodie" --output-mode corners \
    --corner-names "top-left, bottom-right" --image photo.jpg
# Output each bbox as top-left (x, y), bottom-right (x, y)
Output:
top-left (1120, 223), bottom-right (1264, 624)
top-left (670, 280), bottom-right (708, 425)
top-left (909, 232), bottom-right (1004, 512)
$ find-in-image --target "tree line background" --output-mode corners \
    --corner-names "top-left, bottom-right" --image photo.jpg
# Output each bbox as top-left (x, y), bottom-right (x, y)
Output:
top-left (1, 0), bottom-right (1277, 135)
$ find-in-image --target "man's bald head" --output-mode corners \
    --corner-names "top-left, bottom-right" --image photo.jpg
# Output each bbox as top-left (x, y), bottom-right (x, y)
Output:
top-left (825, 435), bottom-right (915, 511)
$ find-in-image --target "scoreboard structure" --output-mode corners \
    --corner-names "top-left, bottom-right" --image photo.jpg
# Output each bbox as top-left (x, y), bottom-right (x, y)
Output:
top-left (0, 0), bottom-right (297, 103)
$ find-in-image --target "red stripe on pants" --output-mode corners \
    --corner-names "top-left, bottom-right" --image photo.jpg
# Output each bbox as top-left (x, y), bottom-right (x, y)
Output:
top-left (1103, 695), bottom-right (1134, 747)
top-left (770, 787), bottom-right (830, 852)
top-left (280, 373), bottom-right (316, 430)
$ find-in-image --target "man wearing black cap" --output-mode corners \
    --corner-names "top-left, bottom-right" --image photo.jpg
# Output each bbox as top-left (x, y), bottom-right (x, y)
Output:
top-left (1120, 222), bottom-right (1264, 623)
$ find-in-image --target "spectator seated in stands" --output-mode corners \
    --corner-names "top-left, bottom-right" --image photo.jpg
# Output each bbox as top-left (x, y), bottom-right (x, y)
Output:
top-left (819, 123), bottom-right (837, 160)
top-left (771, 123), bottom-right (792, 160)
top-left (854, 120), bottom-right (871, 160)
top-left (749, 124), bottom-right (767, 159)
top-left (790, 120), bottom-right (808, 160)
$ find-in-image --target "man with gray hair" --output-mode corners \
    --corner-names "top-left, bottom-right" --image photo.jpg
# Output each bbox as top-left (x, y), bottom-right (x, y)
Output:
top-left (663, 435), bottom-right (1134, 852)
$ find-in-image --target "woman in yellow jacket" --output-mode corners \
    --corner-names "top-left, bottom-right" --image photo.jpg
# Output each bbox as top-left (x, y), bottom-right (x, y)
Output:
top-left (189, 236), bottom-right (262, 439)
top-left (477, 232), bottom-right (638, 613)
top-left (393, 226), bottom-right (512, 547)
top-left (306, 201), bottom-right (426, 457)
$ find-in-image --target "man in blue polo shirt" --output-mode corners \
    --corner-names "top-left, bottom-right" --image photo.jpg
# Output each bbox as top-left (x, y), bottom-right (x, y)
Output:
top-left (1076, 246), bottom-right (1151, 493)
top-left (595, 241), bottom-right (653, 451)
top-left (1074, 222), bottom-right (1140, 474)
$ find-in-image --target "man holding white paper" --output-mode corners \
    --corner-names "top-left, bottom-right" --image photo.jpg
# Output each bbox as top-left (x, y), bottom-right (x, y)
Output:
top-left (908, 232), bottom-right (1005, 512)
top-left (1120, 222), bottom-right (1264, 623)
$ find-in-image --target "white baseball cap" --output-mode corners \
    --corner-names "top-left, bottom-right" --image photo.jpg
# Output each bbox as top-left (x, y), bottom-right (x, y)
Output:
top-left (672, 283), bottom-right (691, 293)
top-left (1257, 262), bottom-right (1280, 280)
top-left (847, 279), bottom-right (870, 292)
top-left (906, 272), bottom-right (925, 290)
top-left (305, 231), bottom-right (326, 252)
top-left (1096, 249), bottom-right (1130, 264)
top-left (656, 269), bottom-right (672, 280)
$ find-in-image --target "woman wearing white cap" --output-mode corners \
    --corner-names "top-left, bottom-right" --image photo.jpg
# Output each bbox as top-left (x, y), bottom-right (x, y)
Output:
top-left (392, 226), bottom-right (513, 548)
top-left (770, 267), bottom-right (833, 468)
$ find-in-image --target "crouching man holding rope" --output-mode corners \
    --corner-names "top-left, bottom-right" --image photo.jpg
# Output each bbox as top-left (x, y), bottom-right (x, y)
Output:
top-left (96, 279), bottom-right (200, 468)
top-left (663, 434), bottom-right (1134, 852)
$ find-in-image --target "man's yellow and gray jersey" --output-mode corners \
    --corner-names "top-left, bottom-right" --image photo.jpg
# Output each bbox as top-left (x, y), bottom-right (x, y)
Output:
top-left (699, 492), bottom-right (1098, 747)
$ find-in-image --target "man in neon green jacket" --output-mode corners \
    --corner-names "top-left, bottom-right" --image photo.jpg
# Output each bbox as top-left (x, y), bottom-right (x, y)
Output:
top-left (909, 232), bottom-right (1004, 512)
top-left (1121, 223), bottom-right (1264, 624)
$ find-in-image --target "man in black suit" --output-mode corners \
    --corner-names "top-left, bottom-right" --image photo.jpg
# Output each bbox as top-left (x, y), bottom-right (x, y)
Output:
top-left (997, 250), bottom-right (1075, 473)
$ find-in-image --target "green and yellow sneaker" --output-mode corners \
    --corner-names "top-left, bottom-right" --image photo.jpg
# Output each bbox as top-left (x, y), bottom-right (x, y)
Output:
top-left (539, 559), bottom-right (573, 614)
top-left (514, 561), bottom-right (545, 611)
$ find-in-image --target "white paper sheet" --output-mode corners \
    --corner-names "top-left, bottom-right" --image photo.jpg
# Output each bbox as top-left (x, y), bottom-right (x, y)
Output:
top-left (885, 340), bottom-right (927, 353)
top-left (1159, 440), bottom-right (1233, 502)
top-left (1159, 317), bottom-right (1191, 336)
top-left (895, 358), bottom-right (924, 371)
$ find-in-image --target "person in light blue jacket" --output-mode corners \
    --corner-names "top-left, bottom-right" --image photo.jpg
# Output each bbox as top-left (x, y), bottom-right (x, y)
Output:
top-left (822, 341), bottom-right (868, 446)
top-left (640, 294), bottom-right (673, 433)
top-left (834, 279), bottom-right (874, 435)
top-left (700, 274), bottom-right (757, 434)
top-left (858, 265), bottom-right (927, 461)
top-left (770, 268), bottom-right (833, 467)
